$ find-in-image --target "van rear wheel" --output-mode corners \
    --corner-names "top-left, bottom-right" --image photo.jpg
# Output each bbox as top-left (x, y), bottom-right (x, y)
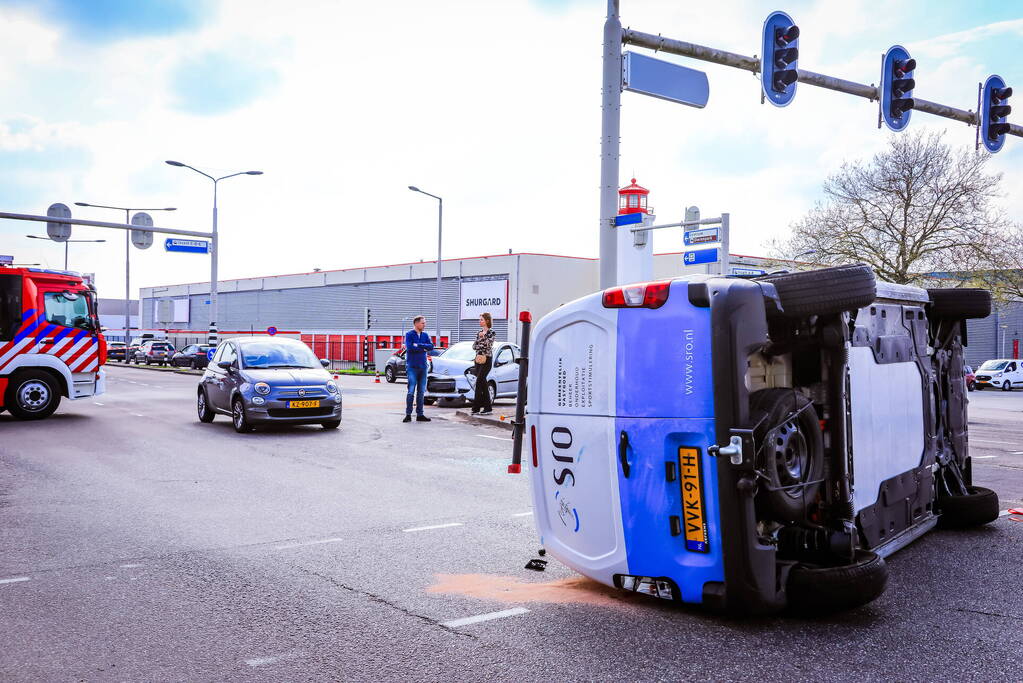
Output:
top-left (6, 370), bottom-right (62, 420)
top-left (786, 550), bottom-right (889, 614)
top-left (759, 264), bottom-right (876, 317)
top-left (927, 288), bottom-right (992, 320)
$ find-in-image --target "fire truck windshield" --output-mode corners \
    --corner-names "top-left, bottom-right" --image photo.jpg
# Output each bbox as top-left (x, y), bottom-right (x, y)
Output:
top-left (44, 290), bottom-right (96, 330)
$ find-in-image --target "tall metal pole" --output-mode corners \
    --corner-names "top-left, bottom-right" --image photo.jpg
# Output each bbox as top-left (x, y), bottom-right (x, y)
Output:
top-left (599, 0), bottom-right (622, 289)
top-left (720, 213), bottom-right (730, 275)
top-left (64, 241), bottom-right (68, 270)
top-left (436, 197), bottom-right (442, 345)
top-left (210, 181), bottom-right (219, 347)
top-left (125, 209), bottom-right (131, 345)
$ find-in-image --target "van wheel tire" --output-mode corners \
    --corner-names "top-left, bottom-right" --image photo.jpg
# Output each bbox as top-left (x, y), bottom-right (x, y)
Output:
top-left (321, 420), bottom-right (341, 429)
top-left (424, 397), bottom-right (436, 405)
top-left (385, 366), bottom-right (397, 383)
top-left (938, 486), bottom-right (999, 528)
top-left (5, 370), bottom-right (61, 420)
top-left (1002, 381), bottom-right (1012, 392)
top-left (787, 550), bottom-right (888, 614)
top-left (197, 390), bottom-right (215, 423)
top-left (927, 288), bottom-right (992, 320)
top-left (749, 388), bottom-right (825, 524)
top-left (232, 398), bottom-right (253, 433)
top-left (759, 264), bottom-right (876, 318)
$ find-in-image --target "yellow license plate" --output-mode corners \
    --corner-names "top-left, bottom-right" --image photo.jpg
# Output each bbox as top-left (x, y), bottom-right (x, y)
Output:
top-left (678, 447), bottom-right (709, 553)
top-left (288, 400), bottom-right (320, 408)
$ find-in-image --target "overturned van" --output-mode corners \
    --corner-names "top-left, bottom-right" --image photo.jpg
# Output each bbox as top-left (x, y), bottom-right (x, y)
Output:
top-left (521, 265), bottom-right (996, 614)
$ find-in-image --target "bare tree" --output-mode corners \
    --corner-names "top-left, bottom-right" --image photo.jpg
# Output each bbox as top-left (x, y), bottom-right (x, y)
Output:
top-left (972, 224), bottom-right (1023, 301)
top-left (771, 131), bottom-right (1009, 284)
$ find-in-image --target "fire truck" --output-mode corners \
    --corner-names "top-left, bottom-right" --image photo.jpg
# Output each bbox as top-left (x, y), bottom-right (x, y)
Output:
top-left (0, 261), bottom-right (107, 420)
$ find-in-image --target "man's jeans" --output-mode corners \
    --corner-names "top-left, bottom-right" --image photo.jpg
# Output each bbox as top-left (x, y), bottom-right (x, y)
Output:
top-left (406, 366), bottom-right (428, 416)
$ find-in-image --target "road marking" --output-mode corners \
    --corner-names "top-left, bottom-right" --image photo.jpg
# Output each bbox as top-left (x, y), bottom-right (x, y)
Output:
top-left (441, 607), bottom-right (530, 628)
top-left (403, 522), bottom-right (464, 533)
top-left (120, 563), bottom-right (144, 568)
top-left (511, 511), bottom-right (533, 517)
top-left (94, 402), bottom-right (104, 406)
top-left (1012, 451), bottom-right (1023, 455)
top-left (132, 414), bottom-right (145, 418)
top-left (973, 455), bottom-right (997, 459)
top-left (276, 537), bottom-right (344, 550)
top-left (0, 577), bottom-right (30, 585)
top-left (999, 510), bottom-right (1010, 517)
top-left (245, 651), bottom-right (304, 668)
top-left (478, 434), bottom-right (512, 442)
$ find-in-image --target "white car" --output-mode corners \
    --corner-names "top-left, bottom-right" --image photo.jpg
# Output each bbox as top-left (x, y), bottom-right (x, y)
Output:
top-left (424, 340), bottom-right (521, 406)
top-left (974, 358), bottom-right (1023, 391)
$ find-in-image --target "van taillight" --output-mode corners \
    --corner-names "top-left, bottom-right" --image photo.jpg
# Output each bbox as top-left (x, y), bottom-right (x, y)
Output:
top-left (601, 281), bottom-right (670, 309)
top-left (530, 425), bottom-right (538, 468)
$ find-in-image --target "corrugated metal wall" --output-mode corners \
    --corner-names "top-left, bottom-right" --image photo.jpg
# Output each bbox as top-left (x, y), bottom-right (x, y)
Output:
top-left (965, 301), bottom-right (1023, 367)
top-left (143, 276), bottom-right (512, 343)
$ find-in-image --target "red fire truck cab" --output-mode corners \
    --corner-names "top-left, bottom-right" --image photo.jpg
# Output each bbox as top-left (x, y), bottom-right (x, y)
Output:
top-left (0, 264), bottom-right (107, 420)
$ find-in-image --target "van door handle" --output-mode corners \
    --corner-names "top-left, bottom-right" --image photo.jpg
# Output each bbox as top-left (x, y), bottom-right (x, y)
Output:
top-left (618, 430), bottom-right (631, 478)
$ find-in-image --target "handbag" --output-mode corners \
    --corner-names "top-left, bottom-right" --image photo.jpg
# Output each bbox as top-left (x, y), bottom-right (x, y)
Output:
top-left (475, 353), bottom-right (487, 364)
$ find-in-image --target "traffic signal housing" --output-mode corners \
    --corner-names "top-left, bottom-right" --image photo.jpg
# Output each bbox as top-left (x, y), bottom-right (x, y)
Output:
top-left (761, 11), bottom-right (800, 107)
top-left (981, 75), bottom-right (1012, 154)
top-left (881, 46), bottom-right (916, 131)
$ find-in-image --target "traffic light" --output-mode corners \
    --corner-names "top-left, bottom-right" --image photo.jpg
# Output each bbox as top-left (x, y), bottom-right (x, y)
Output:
top-left (981, 75), bottom-right (1012, 154)
top-left (881, 46), bottom-right (916, 131)
top-left (761, 11), bottom-right (800, 107)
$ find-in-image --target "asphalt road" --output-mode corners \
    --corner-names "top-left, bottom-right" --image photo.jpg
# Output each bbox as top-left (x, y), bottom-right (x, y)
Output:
top-left (1, 365), bottom-right (1022, 681)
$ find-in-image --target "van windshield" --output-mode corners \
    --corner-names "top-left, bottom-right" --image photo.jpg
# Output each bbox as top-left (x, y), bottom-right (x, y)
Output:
top-left (978, 360), bottom-right (1008, 371)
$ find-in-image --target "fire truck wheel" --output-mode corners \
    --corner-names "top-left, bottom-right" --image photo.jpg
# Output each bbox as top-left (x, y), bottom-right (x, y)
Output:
top-left (760, 263), bottom-right (876, 318)
top-left (6, 370), bottom-right (62, 420)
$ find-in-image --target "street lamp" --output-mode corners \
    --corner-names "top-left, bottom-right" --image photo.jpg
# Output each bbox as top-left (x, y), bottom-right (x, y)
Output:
top-left (26, 234), bottom-right (106, 270)
top-left (166, 160), bottom-right (263, 346)
top-left (75, 203), bottom-right (177, 346)
top-left (408, 186), bottom-right (443, 344)
top-left (1001, 324), bottom-right (1008, 358)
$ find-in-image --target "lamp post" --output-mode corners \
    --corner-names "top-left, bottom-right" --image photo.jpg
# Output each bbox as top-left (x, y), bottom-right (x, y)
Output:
top-left (166, 161), bottom-right (262, 346)
top-left (74, 203), bottom-right (176, 346)
top-left (1001, 324), bottom-right (1008, 358)
top-left (25, 234), bottom-right (106, 270)
top-left (408, 186), bottom-right (443, 344)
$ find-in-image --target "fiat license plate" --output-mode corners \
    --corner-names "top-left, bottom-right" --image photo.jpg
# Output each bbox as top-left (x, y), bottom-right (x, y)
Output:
top-left (679, 447), bottom-right (709, 553)
top-left (288, 400), bottom-right (320, 409)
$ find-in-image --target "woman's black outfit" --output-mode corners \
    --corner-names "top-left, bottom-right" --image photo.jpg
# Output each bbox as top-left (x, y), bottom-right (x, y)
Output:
top-left (471, 328), bottom-right (496, 413)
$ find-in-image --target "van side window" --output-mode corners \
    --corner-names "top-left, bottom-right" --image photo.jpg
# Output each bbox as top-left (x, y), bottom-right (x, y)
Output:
top-left (1008, 362), bottom-right (1017, 373)
top-left (0, 273), bottom-right (21, 342)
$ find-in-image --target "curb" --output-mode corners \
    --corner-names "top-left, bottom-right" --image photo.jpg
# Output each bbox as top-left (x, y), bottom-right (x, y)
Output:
top-left (454, 409), bottom-right (515, 432)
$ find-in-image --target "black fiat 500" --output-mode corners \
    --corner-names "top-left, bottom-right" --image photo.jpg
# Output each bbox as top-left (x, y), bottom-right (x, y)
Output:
top-left (197, 337), bottom-right (342, 432)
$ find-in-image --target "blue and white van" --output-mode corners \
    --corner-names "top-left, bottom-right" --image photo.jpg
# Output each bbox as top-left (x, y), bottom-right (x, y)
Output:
top-left (519, 265), bottom-right (996, 613)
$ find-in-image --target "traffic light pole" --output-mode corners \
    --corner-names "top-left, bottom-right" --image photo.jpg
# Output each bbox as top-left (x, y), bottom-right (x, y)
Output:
top-left (598, 0), bottom-right (623, 289)
top-left (619, 28), bottom-right (1023, 137)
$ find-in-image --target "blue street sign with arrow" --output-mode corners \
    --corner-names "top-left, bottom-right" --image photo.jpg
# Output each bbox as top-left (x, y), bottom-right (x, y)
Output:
top-left (164, 238), bottom-right (210, 254)
top-left (683, 248), bottom-right (718, 266)
top-left (614, 212), bottom-right (644, 227)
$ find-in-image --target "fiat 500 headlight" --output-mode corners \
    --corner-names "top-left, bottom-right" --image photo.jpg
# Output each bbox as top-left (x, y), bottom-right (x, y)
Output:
top-left (326, 381), bottom-right (339, 394)
top-left (254, 382), bottom-right (271, 395)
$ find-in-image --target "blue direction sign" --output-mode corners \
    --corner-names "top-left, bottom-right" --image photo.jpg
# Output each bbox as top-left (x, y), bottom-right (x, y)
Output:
top-left (614, 212), bottom-right (644, 227)
top-left (684, 228), bottom-right (720, 246)
top-left (164, 238), bottom-right (210, 254)
top-left (683, 248), bottom-right (718, 266)
top-left (732, 267), bottom-right (767, 276)
top-left (622, 52), bottom-right (709, 109)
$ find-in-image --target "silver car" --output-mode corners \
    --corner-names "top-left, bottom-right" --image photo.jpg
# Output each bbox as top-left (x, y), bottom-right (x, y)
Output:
top-left (197, 337), bottom-right (342, 432)
top-left (425, 340), bottom-right (521, 406)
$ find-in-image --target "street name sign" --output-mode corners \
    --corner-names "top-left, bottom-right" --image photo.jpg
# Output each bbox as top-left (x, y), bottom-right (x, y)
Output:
top-left (164, 238), bottom-right (211, 254)
top-left (614, 212), bottom-right (644, 227)
top-left (684, 227), bottom-right (720, 245)
top-left (683, 248), bottom-right (718, 266)
top-left (732, 266), bottom-right (767, 276)
top-left (622, 51), bottom-right (709, 108)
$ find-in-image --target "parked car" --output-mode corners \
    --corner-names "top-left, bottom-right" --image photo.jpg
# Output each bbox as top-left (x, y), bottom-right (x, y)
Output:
top-left (106, 341), bottom-right (128, 362)
top-left (974, 358), bottom-right (1023, 391)
top-left (425, 340), bottom-right (520, 406)
top-left (132, 340), bottom-right (175, 365)
top-left (382, 347), bottom-right (443, 383)
top-left (965, 365), bottom-right (975, 391)
top-left (172, 344), bottom-right (213, 369)
top-left (197, 337), bottom-right (342, 432)
top-left (519, 266), bottom-right (996, 614)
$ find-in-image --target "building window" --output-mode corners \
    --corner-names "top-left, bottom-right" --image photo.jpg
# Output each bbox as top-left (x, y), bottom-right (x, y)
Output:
top-left (628, 195), bottom-right (639, 208)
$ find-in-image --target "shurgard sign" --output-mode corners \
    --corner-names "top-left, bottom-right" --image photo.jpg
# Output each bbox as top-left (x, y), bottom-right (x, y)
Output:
top-left (459, 279), bottom-right (508, 320)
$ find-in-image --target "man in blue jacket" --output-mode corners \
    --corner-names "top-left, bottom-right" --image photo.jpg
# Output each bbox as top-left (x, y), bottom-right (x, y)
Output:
top-left (403, 315), bottom-right (434, 423)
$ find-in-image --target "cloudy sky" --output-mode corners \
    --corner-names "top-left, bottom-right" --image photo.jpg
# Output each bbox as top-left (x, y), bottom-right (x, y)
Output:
top-left (1, 0), bottom-right (1021, 298)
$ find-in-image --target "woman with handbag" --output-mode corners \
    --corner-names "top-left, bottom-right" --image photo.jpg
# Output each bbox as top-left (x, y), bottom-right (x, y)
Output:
top-left (471, 313), bottom-right (496, 415)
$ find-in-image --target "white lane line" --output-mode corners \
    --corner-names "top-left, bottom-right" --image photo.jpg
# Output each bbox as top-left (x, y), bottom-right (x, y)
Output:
top-left (120, 563), bottom-right (144, 568)
top-left (999, 510), bottom-right (1011, 517)
top-left (276, 537), bottom-right (344, 550)
top-left (511, 511), bottom-right (533, 517)
top-left (478, 434), bottom-right (512, 442)
top-left (973, 455), bottom-right (997, 459)
top-left (94, 402), bottom-right (104, 406)
top-left (0, 577), bottom-right (30, 585)
top-left (403, 522), bottom-right (464, 533)
top-left (245, 651), bottom-right (304, 668)
top-left (441, 607), bottom-right (530, 629)
top-left (1012, 451), bottom-right (1023, 455)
